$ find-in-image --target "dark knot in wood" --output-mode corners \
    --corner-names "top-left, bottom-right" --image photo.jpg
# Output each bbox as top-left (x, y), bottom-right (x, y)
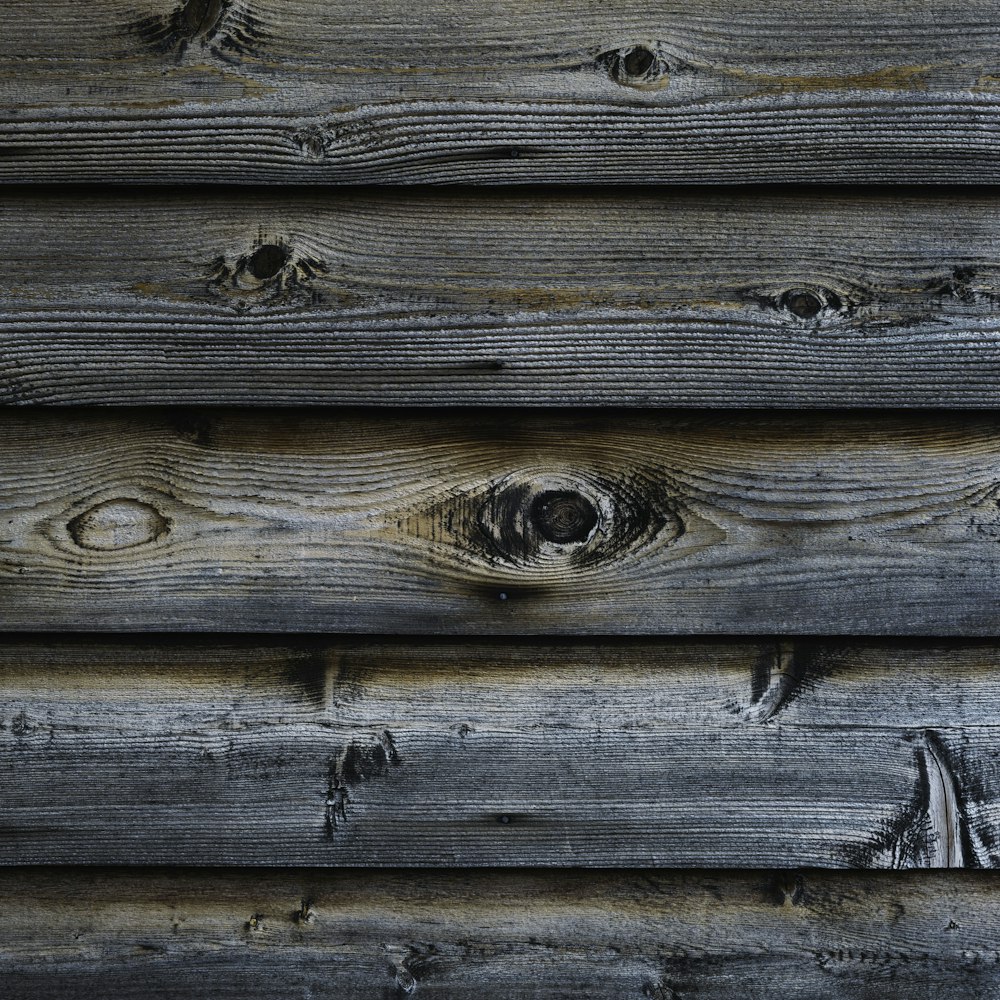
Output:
top-left (247, 244), bottom-right (289, 281)
top-left (781, 287), bottom-right (843, 320)
top-left (181, 0), bottom-right (226, 39)
top-left (601, 43), bottom-right (670, 89)
top-left (529, 490), bottom-right (598, 544)
top-left (623, 46), bottom-right (655, 77)
top-left (784, 290), bottom-right (824, 319)
top-left (469, 471), bottom-right (684, 571)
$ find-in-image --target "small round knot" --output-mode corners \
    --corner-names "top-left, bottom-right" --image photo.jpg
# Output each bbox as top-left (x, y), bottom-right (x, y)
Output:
top-left (529, 490), bottom-right (599, 544)
top-left (247, 243), bottom-right (288, 281)
top-left (783, 289), bottom-right (824, 319)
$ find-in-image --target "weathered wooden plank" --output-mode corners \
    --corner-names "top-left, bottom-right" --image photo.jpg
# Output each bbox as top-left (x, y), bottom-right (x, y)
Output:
top-left (5, 189), bottom-right (1000, 406)
top-left (1, 867), bottom-right (998, 998)
top-left (3, 638), bottom-right (1000, 866)
top-left (4, 1), bottom-right (1000, 182)
top-left (3, 410), bottom-right (1000, 634)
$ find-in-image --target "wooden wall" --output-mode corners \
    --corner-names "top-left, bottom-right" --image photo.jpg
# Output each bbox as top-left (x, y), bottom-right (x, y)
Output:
top-left (3, 2), bottom-right (1000, 997)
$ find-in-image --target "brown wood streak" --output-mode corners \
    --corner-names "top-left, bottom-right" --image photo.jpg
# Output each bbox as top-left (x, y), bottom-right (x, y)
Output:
top-left (3, 409), bottom-right (1000, 634)
top-left (1, 867), bottom-right (999, 998)
top-left (2, 1), bottom-right (1000, 181)
top-left (1, 638), bottom-right (998, 866)
top-left (4, 190), bottom-right (1000, 405)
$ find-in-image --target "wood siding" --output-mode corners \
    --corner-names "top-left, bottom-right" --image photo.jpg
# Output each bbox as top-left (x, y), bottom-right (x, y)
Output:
top-left (2, 868), bottom-right (998, 999)
top-left (3, 1), bottom-right (998, 995)
top-left (4, 1), bottom-right (1000, 182)
top-left (4, 190), bottom-right (1000, 406)
top-left (3, 410), bottom-right (1000, 634)
top-left (2, 638), bottom-right (1000, 867)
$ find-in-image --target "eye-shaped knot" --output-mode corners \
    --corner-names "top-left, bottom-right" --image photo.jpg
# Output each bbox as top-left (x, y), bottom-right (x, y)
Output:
top-left (599, 43), bottom-right (670, 89)
top-left (246, 243), bottom-right (289, 281)
top-left (474, 471), bottom-right (683, 568)
top-left (67, 498), bottom-right (170, 551)
top-left (780, 287), bottom-right (843, 320)
top-left (207, 242), bottom-right (328, 302)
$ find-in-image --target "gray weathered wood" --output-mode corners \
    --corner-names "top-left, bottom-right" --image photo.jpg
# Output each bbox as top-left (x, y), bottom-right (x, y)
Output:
top-left (3, 638), bottom-right (1000, 866)
top-left (4, 0), bottom-right (1000, 182)
top-left (1, 867), bottom-right (998, 998)
top-left (5, 189), bottom-right (1000, 405)
top-left (3, 410), bottom-right (1000, 634)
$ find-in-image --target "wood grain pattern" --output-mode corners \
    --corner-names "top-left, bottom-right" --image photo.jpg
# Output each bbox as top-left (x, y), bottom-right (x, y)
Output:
top-left (2, 867), bottom-right (999, 998)
top-left (3, 638), bottom-right (1000, 866)
top-left (3, 409), bottom-right (1000, 634)
top-left (6, 189), bottom-right (1000, 406)
top-left (4, 1), bottom-right (1000, 182)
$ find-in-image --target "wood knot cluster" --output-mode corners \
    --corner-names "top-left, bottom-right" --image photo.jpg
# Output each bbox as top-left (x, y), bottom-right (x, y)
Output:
top-left (325, 731), bottom-right (400, 836)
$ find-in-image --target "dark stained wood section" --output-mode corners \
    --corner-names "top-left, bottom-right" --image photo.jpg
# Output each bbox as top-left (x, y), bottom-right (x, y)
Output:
top-left (4, 1), bottom-right (1000, 182)
top-left (1, 638), bottom-right (999, 866)
top-left (4, 189), bottom-right (1000, 406)
top-left (2, 867), bottom-right (1000, 998)
top-left (3, 409), bottom-right (1000, 634)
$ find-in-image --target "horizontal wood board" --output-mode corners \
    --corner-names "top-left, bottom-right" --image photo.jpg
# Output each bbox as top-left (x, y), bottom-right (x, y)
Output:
top-left (3, 410), bottom-right (1000, 633)
top-left (4, 638), bottom-right (1000, 866)
top-left (5, 1), bottom-right (1000, 182)
top-left (6, 190), bottom-right (1000, 406)
top-left (2, 867), bottom-right (1000, 998)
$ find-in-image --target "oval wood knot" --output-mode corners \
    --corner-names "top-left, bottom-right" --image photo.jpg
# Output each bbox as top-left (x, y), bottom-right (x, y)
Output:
top-left (472, 471), bottom-right (684, 570)
top-left (207, 241), bottom-right (327, 303)
top-left (67, 498), bottom-right (170, 551)
top-left (781, 287), bottom-right (842, 320)
top-left (601, 43), bottom-right (670, 89)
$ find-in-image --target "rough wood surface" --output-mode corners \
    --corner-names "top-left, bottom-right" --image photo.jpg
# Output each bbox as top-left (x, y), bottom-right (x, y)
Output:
top-left (6, 189), bottom-right (1000, 406)
top-left (2, 866), bottom-right (999, 998)
top-left (3, 638), bottom-right (1000, 866)
top-left (4, 1), bottom-right (1000, 182)
top-left (3, 410), bottom-right (1000, 634)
